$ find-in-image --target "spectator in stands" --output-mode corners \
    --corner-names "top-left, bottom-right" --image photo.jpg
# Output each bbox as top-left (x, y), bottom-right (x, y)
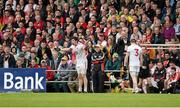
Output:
top-left (106, 36), bottom-right (115, 60)
top-left (145, 27), bottom-right (152, 43)
top-left (54, 56), bottom-right (72, 92)
top-left (1, 46), bottom-right (16, 68)
top-left (29, 59), bottom-right (40, 68)
top-left (37, 40), bottom-right (53, 61)
top-left (30, 48), bottom-right (40, 64)
top-left (0, 45), bottom-right (4, 67)
top-left (162, 21), bottom-right (175, 43)
top-left (67, 63), bottom-right (78, 92)
top-left (170, 48), bottom-right (180, 67)
top-left (163, 67), bottom-right (180, 93)
top-left (151, 27), bottom-right (165, 44)
top-left (34, 15), bottom-right (44, 30)
top-left (165, 59), bottom-right (180, 84)
top-left (105, 53), bottom-right (121, 73)
top-left (105, 52), bottom-right (121, 92)
top-left (18, 52), bottom-right (30, 68)
top-left (51, 50), bottom-right (61, 70)
top-left (41, 59), bottom-right (54, 92)
top-left (163, 52), bottom-right (171, 68)
top-left (11, 46), bottom-right (19, 60)
top-left (21, 45), bottom-right (30, 60)
top-left (114, 30), bottom-right (128, 65)
top-left (174, 17), bottom-right (180, 40)
top-left (16, 58), bottom-right (23, 68)
top-left (164, 62), bottom-right (180, 93)
top-left (130, 26), bottom-right (142, 41)
top-left (1, 31), bottom-right (12, 47)
top-left (151, 61), bottom-right (166, 93)
top-left (14, 28), bottom-right (24, 47)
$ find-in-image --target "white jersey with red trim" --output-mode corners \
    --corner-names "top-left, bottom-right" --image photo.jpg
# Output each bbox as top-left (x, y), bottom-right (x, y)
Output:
top-left (127, 44), bottom-right (142, 66)
top-left (75, 42), bottom-right (87, 65)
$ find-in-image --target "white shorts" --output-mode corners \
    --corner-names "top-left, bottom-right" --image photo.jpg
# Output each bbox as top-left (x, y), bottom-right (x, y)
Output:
top-left (129, 66), bottom-right (140, 76)
top-left (76, 59), bottom-right (87, 74)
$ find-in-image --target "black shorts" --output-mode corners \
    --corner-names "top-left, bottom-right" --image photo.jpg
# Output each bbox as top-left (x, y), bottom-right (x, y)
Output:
top-left (138, 68), bottom-right (150, 79)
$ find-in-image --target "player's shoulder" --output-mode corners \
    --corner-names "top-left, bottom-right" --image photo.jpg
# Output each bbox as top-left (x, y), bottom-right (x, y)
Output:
top-left (78, 42), bottom-right (85, 46)
top-left (70, 45), bottom-right (75, 49)
top-left (137, 45), bottom-right (142, 49)
top-left (133, 44), bottom-right (142, 49)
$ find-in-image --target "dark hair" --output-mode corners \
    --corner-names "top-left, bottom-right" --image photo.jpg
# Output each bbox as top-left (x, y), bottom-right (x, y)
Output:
top-left (171, 67), bottom-right (176, 71)
top-left (164, 51), bottom-right (170, 55)
top-left (72, 36), bottom-right (79, 41)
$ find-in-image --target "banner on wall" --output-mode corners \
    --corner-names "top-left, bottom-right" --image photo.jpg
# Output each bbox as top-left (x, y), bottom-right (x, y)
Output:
top-left (0, 68), bottom-right (46, 92)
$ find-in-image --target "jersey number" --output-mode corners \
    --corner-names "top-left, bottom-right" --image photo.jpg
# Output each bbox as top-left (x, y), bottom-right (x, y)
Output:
top-left (135, 49), bottom-right (139, 56)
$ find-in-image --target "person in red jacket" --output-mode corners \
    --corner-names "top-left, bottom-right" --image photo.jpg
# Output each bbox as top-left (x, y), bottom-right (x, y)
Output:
top-left (34, 15), bottom-right (44, 30)
top-left (29, 59), bottom-right (40, 68)
top-left (41, 59), bottom-right (55, 92)
top-left (40, 59), bottom-right (54, 81)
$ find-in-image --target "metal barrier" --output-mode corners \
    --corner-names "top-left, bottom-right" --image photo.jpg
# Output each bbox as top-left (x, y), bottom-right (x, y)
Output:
top-left (46, 70), bottom-right (123, 92)
top-left (46, 70), bottom-right (78, 84)
top-left (46, 70), bottom-right (122, 84)
top-left (141, 44), bottom-right (180, 49)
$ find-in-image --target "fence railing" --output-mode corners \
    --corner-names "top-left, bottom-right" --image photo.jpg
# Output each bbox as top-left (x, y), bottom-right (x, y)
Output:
top-left (46, 70), bottom-right (123, 84)
top-left (46, 70), bottom-right (122, 92)
top-left (140, 44), bottom-right (180, 49)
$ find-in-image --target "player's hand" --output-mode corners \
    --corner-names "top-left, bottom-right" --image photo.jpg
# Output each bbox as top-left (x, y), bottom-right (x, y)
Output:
top-left (59, 46), bottom-right (63, 50)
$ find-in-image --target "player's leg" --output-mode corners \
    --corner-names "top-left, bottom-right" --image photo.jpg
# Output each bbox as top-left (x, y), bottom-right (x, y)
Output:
top-left (135, 66), bottom-right (141, 92)
top-left (129, 66), bottom-right (139, 93)
top-left (130, 72), bottom-right (138, 93)
top-left (142, 78), bottom-right (148, 94)
top-left (77, 66), bottom-right (83, 92)
top-left (82, 73), bottom-right (88, 92)
top-left (138, 68), bottom-right (143, 88)
top-left (78, 73), bottom-right (83, 92)
top-left (82, 59), bottom-right (88, 92)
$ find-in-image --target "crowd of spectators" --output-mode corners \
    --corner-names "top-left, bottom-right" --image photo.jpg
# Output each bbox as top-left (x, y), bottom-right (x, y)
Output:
top-left (0, 0), bottom-right (180, 93)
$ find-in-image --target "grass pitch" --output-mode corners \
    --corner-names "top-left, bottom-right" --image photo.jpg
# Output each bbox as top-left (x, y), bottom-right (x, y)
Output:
top-left (0, 93), bottom-right (180, 107)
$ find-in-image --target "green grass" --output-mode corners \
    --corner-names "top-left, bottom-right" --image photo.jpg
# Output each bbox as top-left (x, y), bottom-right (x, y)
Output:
top-left (0, 93), bottom-right (180, 107)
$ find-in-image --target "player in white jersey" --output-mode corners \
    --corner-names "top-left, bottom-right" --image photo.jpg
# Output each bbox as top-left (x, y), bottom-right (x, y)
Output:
top-left (124, 39), bottom-right (143, 93)
top-left (60, 37), bottom-right (88, 93)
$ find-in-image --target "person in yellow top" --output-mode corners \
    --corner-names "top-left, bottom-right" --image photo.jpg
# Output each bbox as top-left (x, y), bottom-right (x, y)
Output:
top-left (106, 36), bottom-right (114, 60)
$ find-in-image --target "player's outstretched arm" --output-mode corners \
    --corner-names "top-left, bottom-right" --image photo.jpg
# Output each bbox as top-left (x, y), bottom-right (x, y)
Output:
top-left (60, 47), bottom-right (72, 52)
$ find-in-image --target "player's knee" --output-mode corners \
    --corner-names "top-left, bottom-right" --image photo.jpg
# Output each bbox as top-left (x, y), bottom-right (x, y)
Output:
top-left (78, 73), bottom-right (82, 78)
top-left (143, 79), bottom-right (148, 86)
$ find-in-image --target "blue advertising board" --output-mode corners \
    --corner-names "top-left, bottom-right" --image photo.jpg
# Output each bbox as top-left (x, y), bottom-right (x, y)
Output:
top-left (0, 68), bottom-right (46, 92)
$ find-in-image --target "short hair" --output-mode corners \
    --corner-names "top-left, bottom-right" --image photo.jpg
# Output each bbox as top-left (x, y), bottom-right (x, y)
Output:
top-left (130, 38), bottom-right (136, 43)
top-left (72, 36), bottom-right (79, 41)
top-left (171, 67), bottom-right (176, 71)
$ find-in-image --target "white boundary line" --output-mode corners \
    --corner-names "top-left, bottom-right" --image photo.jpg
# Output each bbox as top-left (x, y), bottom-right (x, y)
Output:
top-left (0, 107), bottom-right (180, 108)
